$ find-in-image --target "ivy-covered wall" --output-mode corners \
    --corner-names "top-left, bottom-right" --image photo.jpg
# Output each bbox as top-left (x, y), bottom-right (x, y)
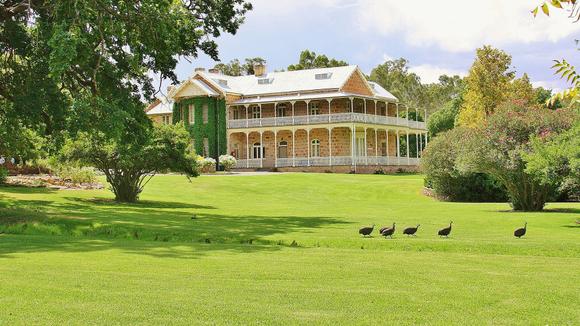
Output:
top-left (172, 96), bottom-right (227, 160)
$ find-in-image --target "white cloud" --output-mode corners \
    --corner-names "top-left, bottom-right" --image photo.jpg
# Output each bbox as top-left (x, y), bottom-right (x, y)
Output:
top-left (531, 80), bottom-right (563, 93)
top-left (408, 64), bottom-right (466, 84)
top-left (355, 0), bottom-right (579, 52)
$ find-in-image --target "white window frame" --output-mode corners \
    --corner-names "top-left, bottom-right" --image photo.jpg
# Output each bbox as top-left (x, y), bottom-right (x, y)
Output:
top-left (309, 102), bottom-right (320, 115)
top-left (311, 139), bottom-right (321, 157)
top-left (188, 104), bottom-right (195, 124)
top-left (232, 108), bottom-right (240, 120)
top-left (253, 142), bottom-right (264, 159)
top-left (251, 106), bottom-right (261, 119)
top-left (202, 104), bottom-right (209, 124)
top-left (276, 103), bottom-right (287, 117)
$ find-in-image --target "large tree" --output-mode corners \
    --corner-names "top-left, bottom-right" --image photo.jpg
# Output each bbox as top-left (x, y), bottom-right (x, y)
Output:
top-left (456, 46), bottom-right (514, 127)
top-left (369, 58), bottom-right (427, 111)
top-left (287, 50), bottom-right (348, 71)
top-left (213, 57), bottom-right (267, 76)
top-left (0, 0), bottom-right (252, 150)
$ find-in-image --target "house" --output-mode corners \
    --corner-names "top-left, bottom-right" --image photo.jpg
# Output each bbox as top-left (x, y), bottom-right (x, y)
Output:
top-left (146, 64), bottom-right (428, 173)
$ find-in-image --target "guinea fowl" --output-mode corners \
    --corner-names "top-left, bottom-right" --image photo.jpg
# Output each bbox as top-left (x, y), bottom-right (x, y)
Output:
top-left (438, 221), bottom-right (453, 237)
top-left (359, 224), bottom-right (375, 237)
top-left (381, 223), bottom-right (396, 238)
top-left (403, 224), bottom-right (420, 236)
top-left (514, 222), bottom-right (527, 238)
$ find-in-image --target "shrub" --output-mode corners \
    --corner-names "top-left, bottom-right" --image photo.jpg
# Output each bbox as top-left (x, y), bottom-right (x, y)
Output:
top-left (55, 166), bottom-right (97, 184)
top-left (455, 102), bottom-right (576, 210)
top-left (196, 156), bottom-right (216, 173)
top-left (0, 167), bottom-right (7, 184)
top-left (421, 128), bottom-right (508, 202)
top-left (218, 154), bottom-right (237, 171)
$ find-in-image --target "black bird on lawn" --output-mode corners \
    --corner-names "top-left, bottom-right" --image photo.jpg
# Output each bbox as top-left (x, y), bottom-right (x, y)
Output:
top-left (359, 224), bottom-right (375, 237)
top-left (514, 222), bottom-right (527, 238)
top-left (403, 224), bottom-right (420, 236)
top-left (438, 221), bottom-right (453, 237)
top-left (381, 223), bottom-right (396, 238)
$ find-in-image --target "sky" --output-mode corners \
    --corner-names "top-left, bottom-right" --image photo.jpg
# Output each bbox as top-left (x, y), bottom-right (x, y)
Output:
top-left (163, 0), bottom-right (579, 93)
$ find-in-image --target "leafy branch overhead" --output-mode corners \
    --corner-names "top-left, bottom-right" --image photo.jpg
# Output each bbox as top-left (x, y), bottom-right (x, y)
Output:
top-left (532, 0), bottom-right (579, 21)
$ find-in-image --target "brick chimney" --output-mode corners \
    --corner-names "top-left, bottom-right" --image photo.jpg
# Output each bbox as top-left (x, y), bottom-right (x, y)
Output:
top-left (253, 63), bottom-right (266, 77)
top-left (194, 67), bottom-right (206, 73)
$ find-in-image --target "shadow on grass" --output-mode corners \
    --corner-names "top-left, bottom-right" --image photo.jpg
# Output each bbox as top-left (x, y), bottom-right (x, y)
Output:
top-left (0, 189), bottom-right (350, 259)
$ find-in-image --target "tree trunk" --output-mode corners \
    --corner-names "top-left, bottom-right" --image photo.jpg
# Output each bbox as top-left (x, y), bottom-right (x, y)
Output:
top-left (105, 170), bottom-right (143, 203)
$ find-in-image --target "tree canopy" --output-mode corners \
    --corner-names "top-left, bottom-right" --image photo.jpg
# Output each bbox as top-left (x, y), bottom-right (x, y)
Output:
top-left (287, 50), bottom-right (349, 71)
top-left (213, 57), bottom-right (267, 76)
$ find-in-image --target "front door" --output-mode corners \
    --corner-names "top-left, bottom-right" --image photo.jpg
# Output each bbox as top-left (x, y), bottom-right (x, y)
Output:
top-left (356, 137), bottom-right (365, 157)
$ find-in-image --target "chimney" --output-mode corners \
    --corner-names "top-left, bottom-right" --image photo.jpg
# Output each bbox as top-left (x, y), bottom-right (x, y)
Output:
top-left (194, 67), bottom-right (206, 73)
top-left (253, 63), bottom-right (266, 77)
top-left (208, 68), bottom-right (220, 74)
top-left (166, 85), bottom-right (175, 94)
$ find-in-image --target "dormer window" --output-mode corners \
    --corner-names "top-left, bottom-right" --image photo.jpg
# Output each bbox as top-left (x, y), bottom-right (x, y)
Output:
top-left (315, 73), bottom-right (332, 80)
top-left (257, 78), bottom-right (273, 85)
top-left (216, 79), bottom-right (228, 87)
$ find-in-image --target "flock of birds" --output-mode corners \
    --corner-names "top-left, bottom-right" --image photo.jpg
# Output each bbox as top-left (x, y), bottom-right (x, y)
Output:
top-left (359, 221), bottom-right (528, 238)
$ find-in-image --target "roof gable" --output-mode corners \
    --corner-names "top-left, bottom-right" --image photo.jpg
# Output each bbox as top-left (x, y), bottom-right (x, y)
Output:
top-left (169, 78), bottom-right (219, 100)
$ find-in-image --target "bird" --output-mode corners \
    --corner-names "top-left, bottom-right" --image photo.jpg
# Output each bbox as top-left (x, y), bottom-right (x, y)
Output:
top-left (438, 221), bottom-right (453, 237)
top-left (381, 223), bottom-right (396, 238)
top-left (359, 224), bottom-right (375, 237)
top-left (403, 224), bottom-right (420, 236)
top-left (514, 222), bottom-right (527, 238)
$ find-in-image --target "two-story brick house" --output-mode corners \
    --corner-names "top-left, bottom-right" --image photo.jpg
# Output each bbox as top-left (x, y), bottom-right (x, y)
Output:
top-left (146, 64), bottom-right (428, 173)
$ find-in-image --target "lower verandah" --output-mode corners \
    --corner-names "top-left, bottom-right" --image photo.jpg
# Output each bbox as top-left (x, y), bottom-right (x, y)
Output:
top-left (228, 126), bottom-right (427, 168)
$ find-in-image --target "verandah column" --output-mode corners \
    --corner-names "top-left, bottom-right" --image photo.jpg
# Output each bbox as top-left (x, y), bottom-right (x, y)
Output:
top-left (307, 128), bottom-right (310, 167)
top-left (327, 99), bottom-right (332, 123)
top-left (274, 130), bottom-right (278, 167)
top-left (260, 131), bottom-right (264, 168)
top-left (406, 130), bottom-right (410, 165)
top-left (386, 128), bottom-right (390, 165)
top-left (416, 132), bottom-right (419, 160)
top-left (328, 128), bottom-right (332, 166)
top-left (305, 100), bottom-right (311, 124)
top-left (396, 129), bottom-right (400, 165)
top-left (245, 105), bottom-right (249, 128)
top-left (351, 124), bottom-right (356, 168)
top-left (291, 101), bottom-right (295, 125)
top-left (245, 132), bottom-right (249, 168)
top-left (292, 128), bottom-right (296, 167)
top-left (364, 127), bottom-right (368, 165)
top-left (374, 128), bottom-right (378, 165)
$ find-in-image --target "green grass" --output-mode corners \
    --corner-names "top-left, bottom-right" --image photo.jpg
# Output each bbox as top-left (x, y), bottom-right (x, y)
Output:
top-left (0, 173), bottom-right (579, 325)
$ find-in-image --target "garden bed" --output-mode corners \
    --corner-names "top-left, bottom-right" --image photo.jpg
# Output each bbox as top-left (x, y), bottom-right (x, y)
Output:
top-left (5, 174), bottom-right (103, 190)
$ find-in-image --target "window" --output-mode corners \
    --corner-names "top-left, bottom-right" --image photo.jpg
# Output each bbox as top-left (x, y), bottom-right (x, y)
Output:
top-left (356, 137), bottom-right (365, 157)
top-left (253, 142), bottom-right (264, 159)
top-left (162, 115), bottom-right (171, 124)
top-left (251, 106), bottom-right (261, 119)
top-left (311, 139), bottom-right (320, 157)
top-left (276, 103), bottom-right (286, 117)
top-left (345, 100), bottom-right (352, 112)
top-left (278, 141), bottom-right (288, 158)
top-left (381, 142), bottom-right (387, 156)
top-left (232, 144), bottom-right (239, 158)
top-left (188, 104), bottom-right (194, 124)
top-left (232, 108), bottom-right (240, 120)
top-left (203, 104), bottom-right (208, 123)
top-left (203, 138), bottom-right (209, 157)
top-left (315, 72), bottom-right (332, 80)
top-left (309, 102), bottom-right (320, 115)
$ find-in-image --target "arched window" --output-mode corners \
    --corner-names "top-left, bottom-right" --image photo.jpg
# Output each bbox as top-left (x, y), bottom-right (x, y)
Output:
top-left (311, 139), bottom-right (320, 157)
top-left (253, 142), bottom-right (263, 159)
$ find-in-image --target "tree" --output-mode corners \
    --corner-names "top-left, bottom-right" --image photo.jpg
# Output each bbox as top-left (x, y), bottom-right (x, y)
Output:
top-left (524, 120), bottom-right (580, 200)
top-left (455, 102), bottom-right (577, 211)
top-left (456, 46), bottom-right (514, 127)
top-left (287, 50), bottom-right (348, 71)
top-left (213, 57), bottom-right (267, 76)
top-left (427, 97), bottom-right (463, 137)
top-left (423, 75), bottom-right (465, 113)
top-left (1, 0), bottom-right (252, 149)
top-left (62, 123), bottom-right (198, 203)
top-left (244, 57), bottom-right (267, 75)
top-left (369, 58), bottom-right (427, 110)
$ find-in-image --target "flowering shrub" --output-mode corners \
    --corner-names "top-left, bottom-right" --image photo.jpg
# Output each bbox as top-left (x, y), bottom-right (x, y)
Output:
top-left (218, 154), bottom-right (237, 171)
top-left (196, 156), bottom-right (216, 173)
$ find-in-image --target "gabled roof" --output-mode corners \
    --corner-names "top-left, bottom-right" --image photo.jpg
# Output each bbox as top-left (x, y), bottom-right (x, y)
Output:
top-left (368, 81), bottom-right (397, 101)
top-left (198, 65), bottom-right (360, 96)
top-left (146, 96), bottom-right (173, 115)
top-left (169, 78), bottom-right (220, 99)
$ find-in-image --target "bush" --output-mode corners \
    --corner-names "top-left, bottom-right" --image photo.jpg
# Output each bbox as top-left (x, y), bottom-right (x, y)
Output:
top-left (421, 128), bottom-right (508, 202)
top-left (427, 98), bottom-right (461, 138)
top-left (54, 165), bottom-right (97, 184)
top-left (218, 154), bottom-right (237, 171)
top-left (0, 167), bottom-right (7, 184)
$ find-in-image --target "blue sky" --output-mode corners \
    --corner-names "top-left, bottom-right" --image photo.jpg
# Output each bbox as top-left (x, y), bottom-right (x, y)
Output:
top-left (165, 0), bottom-right (579, 92)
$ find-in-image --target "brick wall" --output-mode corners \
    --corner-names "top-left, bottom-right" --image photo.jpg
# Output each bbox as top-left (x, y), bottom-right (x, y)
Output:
top-left (341, 71), bottom-right (373, 96)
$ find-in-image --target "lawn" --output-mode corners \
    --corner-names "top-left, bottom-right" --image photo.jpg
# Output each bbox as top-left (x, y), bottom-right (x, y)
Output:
top-left (0, 173), bottom-right (579, 325)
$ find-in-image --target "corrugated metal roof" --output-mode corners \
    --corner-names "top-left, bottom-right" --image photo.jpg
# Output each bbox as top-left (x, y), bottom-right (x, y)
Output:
top-left (199, 65), bottom-right (359, 96)
top-left (146, 97), bottom-right (173, 115)
top-left (230, 91), bottom-right (382, 105)
top-left (368, 81), bottom-right (398, 101)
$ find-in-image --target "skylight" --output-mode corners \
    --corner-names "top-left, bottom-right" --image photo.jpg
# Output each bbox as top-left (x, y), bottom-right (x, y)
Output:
top-left (257, 78), bottom-right (273, 85)
top-left (315, 73), bottom-right (332, 80)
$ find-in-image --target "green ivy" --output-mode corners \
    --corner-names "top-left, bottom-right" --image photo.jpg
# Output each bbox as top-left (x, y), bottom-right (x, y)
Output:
top-left (173, 96), bottom-right (227, 160)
